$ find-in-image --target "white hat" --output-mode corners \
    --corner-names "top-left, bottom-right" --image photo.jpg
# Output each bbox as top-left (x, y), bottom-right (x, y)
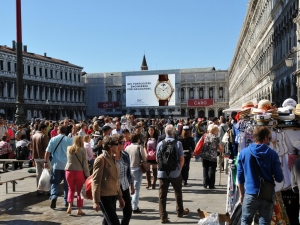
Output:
top-left (277, 107), bottom-right (290, 115)
top-left (282, 98), bottom-right (297, 109)
top-left (183, 126), bottom-right (190, 130)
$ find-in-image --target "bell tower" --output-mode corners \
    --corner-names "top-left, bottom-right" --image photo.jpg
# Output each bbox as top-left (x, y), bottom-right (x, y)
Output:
top-left (141, 54), bottom-right (148, 70)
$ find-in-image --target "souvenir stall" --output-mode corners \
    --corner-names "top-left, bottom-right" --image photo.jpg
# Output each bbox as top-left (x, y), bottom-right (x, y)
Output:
top-left (225, 98), bottom-right (300, 225)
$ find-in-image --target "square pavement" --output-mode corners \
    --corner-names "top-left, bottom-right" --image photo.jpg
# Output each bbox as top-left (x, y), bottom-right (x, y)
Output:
top-left (0, 160), bottom-right (229, 225)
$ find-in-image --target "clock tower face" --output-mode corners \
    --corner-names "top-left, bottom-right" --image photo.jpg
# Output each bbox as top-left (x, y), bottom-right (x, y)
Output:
top-left (155, 82), bottom-right (172, 100)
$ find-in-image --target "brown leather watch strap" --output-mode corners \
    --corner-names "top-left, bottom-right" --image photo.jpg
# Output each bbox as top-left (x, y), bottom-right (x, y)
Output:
top-left (158, 74), bottom-right (168, 81)
top-left (159, 100), bottom-right (168, 106)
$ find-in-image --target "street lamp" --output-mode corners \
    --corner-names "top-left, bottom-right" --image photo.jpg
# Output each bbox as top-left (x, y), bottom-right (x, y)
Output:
top-left (285, 58), bottom-right (294, 67)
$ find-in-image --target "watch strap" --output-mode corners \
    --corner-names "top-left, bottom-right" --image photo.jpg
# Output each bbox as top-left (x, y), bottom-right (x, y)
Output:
top-left (159, 100), bottom-right (168, 106)
top-left (158, 74), bottom-right (168, 81)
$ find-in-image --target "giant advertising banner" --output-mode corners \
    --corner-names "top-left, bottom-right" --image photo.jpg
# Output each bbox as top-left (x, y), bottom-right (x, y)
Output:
top-left (126, 74), bottom-right (176, 107)
top-left (187, 98), bottom-right (214, 107)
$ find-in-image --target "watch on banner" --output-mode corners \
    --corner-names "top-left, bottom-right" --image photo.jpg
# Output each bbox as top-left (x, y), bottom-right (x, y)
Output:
top-left (154, 74), bottom-right (174, 106)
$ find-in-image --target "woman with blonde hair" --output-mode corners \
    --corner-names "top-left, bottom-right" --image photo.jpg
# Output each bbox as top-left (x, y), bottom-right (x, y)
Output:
top-left (200, 125), bottom-right (223, 189)
top-left (93, 121), bottom-right (100, 132)
top-left (65, 136), bottom-right (90, 215)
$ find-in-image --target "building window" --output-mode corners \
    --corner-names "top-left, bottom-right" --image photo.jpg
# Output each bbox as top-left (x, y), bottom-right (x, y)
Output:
top-left (14, 63), bottom-right (16, 71)
top-left (74, 73), bottom-right (77, 82)
top-left (219, 87), bottom-right (223, 98)
top-left (189, 88), bottom-right (194, 99)
top-left (22, 64), bottom-right (24, 73)
top-left (50, 70), bottom-right (53, 78)
top-left (65, 72), bottom-right (67, 80)
top-left (116, 91), bottom-right (121, 101)
top-left (78, 74), bottom-right (80, 82)
top-left (209, 87), bottom-right (214, 98)
top-left (60, 72), bottom-right (63, 79)
top-left (45, 69), bottom-right (48, 78)
top-left (199, 88), bottom-right (203, 99)
top-left (69, 73), bottom-right (72, 81)
top-left (0, 60), bottom-right (3, 70)
top-left (0, 82), bottom-right (3, 97)
top-left (181, 88), bottom-right (184, 100)
top-left (108, 91), bottom-right (112, 102)
top-left (39, 68), bottom-right (42, 76)
top-left (7, 62), bottom-right (11, 72)
top-left (33, 66), bottom-right (36, 75)
top-left (27, 65), bottom-right (30, 75)
top-left (122, 90), bottom-right (126, 101)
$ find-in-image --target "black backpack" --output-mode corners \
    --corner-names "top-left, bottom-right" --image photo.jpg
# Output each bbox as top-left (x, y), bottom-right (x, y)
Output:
top-left (16, 145), bottom-right (29, 160)
top-left (158, 140), bottom-right (178, 175)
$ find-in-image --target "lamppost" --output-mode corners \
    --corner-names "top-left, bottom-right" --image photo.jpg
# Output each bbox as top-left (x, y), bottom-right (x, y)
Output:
top-left (14, 0), bottom-right (25, 125)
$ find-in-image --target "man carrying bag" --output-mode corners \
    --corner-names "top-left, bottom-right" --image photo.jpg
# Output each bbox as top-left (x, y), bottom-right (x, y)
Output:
top-left (237, 126), bottom-right (283, 224)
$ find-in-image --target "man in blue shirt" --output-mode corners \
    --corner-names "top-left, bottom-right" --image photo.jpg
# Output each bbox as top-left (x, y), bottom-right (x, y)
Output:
top-left (156, 124), bottom-right (189, 223)
top-left (44, 126), bottom-right (73, 209)
top-left (237, 126), bottom-right (283, 224)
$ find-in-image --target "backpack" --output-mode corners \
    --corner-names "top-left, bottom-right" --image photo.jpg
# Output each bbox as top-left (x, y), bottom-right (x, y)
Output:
top-left (158, 140), bottom-right (178, 175)
top-left (16, 145), bottom-right (30, 160)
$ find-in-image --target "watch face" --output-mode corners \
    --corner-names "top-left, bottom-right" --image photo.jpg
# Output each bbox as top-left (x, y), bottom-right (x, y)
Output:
top-left (155, 82), bottom-right (173, 100)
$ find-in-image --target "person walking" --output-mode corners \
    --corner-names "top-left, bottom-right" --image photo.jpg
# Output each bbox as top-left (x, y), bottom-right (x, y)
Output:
top-left (181, 126), bottom-right (195, 186)
top-left (92, 135), bottom-right (125, 225)
top-left (31, 123), bottom-right (50, 196)
top-left (201, 125), bottom-right (223, 189)
top-left (156, 124), bottom-right (189, 223)
top-left (192, 118), bottom-right (206, 162)
top-left (114, 134), bottom-right (135, 225)
top-left (237, 126), bottom-right (284, 224)
top-left (125, 133), bottom-right (147, 214)
top-left (65, 135), bottom-right (90, 215)
top-left (44, 126), bottom-right (73, 209)
top-left (144, 125), bottom-right (159, 189)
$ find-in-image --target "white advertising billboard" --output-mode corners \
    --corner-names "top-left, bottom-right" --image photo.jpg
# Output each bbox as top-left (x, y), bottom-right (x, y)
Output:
top-left (126, 74), bottom-right (176, 107)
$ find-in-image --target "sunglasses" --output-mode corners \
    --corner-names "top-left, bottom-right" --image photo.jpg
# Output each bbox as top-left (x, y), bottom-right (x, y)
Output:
top-left (111, 143), bottom-right (118, 146)
top-left (118, 141), bottom-right (124, 145)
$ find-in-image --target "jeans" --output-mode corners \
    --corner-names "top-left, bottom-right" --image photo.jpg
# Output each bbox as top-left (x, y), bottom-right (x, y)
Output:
top-left (120, 188), bottom-right (132, 225)
top-left (100, 196), bottom-right (120, 225)
top-left (131, 168), bottom-right (143, 210)
top-left (158, 175), bottom-right (184, 220)
top-left (65, 170), bottom-right (85, 208)
top-left (202, 159), bottom-right (217, 188)
top-left (50, 169), bottom-right (68, 204)
top-left (241, 194), bottom-right (274, 225)
top-left (194, 137), bottom-right (200, 159)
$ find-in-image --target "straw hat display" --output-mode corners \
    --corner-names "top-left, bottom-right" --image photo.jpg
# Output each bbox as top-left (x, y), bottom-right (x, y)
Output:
top-left (240, 101), bottom-right (254, 117)
top-left (252, 100), bottom-right (275, 114)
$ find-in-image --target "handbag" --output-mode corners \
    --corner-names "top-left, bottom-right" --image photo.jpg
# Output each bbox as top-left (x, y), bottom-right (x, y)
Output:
top-left (194, 134), bottom-right (206, 156)
top-left (139, 147), bottom-right (150, 173)
top-left (147, 148), bottom-right (156, 161)
top-left (252, 156), bottom-right (275, 203)
top-left (85, 156), bottom-right (106, 200)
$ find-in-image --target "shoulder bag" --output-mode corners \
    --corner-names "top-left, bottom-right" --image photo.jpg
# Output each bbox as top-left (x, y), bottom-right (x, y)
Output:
top-left (49, 136), bottom-right (65, 161)
top-left (138, 146), bottom-right (150, 173)
top-left (194, 134), bottom-right (206, 156)
top-left (252, 156), bottom-right (275, 203)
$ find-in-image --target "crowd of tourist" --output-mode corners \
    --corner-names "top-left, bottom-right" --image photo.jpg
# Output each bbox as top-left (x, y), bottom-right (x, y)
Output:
top-left (0, 114), bottom-right (233, 224)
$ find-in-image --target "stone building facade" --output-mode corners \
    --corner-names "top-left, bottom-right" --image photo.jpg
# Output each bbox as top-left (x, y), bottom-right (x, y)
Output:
top-left (0, 43), bottom-right (86, 121)
top-left (84, 60), bottom-right (229, 119)
top-left (228, 0), bottom-right (298, 108)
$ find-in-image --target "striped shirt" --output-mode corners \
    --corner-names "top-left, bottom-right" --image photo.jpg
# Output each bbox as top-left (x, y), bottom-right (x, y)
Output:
top-left (116, 156), bottom-right (130, 191)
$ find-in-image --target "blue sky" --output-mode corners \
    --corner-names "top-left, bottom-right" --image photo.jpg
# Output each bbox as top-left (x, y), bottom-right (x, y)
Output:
top-left (1, 0), bottom-right (248, 73)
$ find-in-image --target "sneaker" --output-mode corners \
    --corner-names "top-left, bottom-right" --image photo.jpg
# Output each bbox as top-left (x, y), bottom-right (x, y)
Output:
top-left (132, 208), bottom-right (143, 214)
top-left (50, 198), bottom-right (57, 209)
top-left (177, 208), bottom-right (189, 217)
